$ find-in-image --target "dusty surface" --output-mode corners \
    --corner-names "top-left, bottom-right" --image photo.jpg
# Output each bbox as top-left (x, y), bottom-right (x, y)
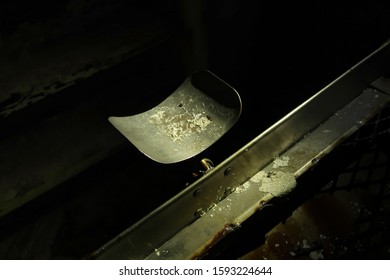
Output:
top-left (148, 106), bottom-right (211, 142)
top-left (240, 146), bottom-right (390, 260)
top-left (236, 170), bottom-right (296, 197)
top-left (0, 6), bottom-right (169, 117)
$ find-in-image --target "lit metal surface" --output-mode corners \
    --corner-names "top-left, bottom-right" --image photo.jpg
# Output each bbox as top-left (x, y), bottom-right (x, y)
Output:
top-left (108, 70), bottom-right (242, 164)
top-left (93, 41), bottom-right (390, 260)
top-left (144, 88), bottom-right (389, 260)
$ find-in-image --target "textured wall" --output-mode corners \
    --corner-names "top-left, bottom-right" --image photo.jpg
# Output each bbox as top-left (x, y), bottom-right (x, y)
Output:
top-left (0, 0), bottom-right (169, 117)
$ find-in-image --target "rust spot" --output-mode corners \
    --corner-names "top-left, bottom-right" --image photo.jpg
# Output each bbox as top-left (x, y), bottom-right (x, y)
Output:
top-left (190, 223), bottom-right (240, 259)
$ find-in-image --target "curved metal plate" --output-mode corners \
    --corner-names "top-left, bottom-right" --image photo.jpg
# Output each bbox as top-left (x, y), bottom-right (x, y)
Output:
top-left (108, 70), bottom-right (241, 163)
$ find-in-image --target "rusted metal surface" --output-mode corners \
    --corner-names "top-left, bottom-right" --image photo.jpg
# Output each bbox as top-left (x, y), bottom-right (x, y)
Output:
top-left (93, 41), bottom-right (390, 260)
top-left (144, 89), bottom-right (389, 260)
top-left (241, 117), bottom-right (390, 259)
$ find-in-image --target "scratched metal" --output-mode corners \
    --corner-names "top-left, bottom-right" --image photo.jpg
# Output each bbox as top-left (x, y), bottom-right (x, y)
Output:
top-left (108, 70), bottom-right (242, 164)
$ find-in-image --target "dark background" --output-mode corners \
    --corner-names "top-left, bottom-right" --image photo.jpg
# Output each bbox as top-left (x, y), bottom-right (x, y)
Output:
top-left (1, 0), bottom-right (390, 259)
